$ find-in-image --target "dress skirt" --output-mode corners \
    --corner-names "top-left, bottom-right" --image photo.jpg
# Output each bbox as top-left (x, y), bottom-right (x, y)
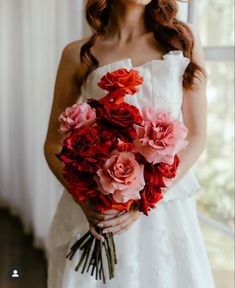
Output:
top-left (46, 171), bottom-right (215, 288)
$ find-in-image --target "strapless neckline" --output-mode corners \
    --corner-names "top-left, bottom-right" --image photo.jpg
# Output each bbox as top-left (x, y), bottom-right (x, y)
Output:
top-left (90, 50), bottom-right (190, 75)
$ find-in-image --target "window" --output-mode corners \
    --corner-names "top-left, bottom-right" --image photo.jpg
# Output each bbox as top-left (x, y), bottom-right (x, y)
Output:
top-left (188, 1), bottom-right (234, 287)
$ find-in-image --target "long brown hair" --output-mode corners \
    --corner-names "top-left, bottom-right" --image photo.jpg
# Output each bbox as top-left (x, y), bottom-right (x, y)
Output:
top-left (79, 0), bottom-right (205, 89)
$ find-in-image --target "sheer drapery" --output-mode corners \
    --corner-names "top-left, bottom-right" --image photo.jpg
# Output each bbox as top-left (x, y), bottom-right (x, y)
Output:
top-left (0, 0), bottom-right (188, 253)
top-left (0, 0), bottom-right (84, 251)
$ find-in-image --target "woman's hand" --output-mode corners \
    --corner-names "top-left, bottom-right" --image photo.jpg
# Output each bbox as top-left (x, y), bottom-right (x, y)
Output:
top-left (76, 197), bottom-right (120, 241)
top-left (97, 208), bottom-right (142, 235)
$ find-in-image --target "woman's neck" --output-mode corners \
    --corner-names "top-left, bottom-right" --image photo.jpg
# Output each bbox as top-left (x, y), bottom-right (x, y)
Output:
top-left (105, 2), bottom-right (148, 44)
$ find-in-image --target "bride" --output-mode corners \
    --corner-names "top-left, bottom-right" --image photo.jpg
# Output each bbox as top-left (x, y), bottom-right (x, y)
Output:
top-left (44, 0), bottom-right (215, 287)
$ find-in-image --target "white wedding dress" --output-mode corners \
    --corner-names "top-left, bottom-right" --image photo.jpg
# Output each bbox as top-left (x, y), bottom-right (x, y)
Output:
top-left (47, 50), bottom-right (215, 288)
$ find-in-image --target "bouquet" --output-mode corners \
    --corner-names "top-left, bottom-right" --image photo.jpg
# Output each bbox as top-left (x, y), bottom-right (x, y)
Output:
top-left (56, 68), bottom-right (188, 283)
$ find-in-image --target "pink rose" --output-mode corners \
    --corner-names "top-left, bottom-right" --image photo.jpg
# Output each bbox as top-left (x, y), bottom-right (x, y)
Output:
top-left (58, 103), bottom-right (96, 134)
top-left (134, 108), bottom-right (188, 164)
top-left (95, 151), bottom-right (145, 203)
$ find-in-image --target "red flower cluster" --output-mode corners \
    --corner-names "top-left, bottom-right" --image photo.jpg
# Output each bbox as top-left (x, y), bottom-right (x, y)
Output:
top-left (57, 68), bottom-right (188, 283)
top-left (98, 69), bottom-right (144, 104)
top-left (98, 68), bottom-right (143, 95)
top-left (135, 155), bottom-right (180, 215)
top-left (57, 68), bottom-right (186, 216)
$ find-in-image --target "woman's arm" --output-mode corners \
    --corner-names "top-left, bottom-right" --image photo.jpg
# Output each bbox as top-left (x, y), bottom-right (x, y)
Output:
top-left (44, 40), bottom-right (83, 188)
top-left (171, 24), bottom-right (207, 186)
top-left (44, 40), bottom-right (119, 241)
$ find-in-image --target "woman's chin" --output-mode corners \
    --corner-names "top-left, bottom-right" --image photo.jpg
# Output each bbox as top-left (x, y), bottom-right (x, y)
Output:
top-left (123, 0), bottom-right (152, 6)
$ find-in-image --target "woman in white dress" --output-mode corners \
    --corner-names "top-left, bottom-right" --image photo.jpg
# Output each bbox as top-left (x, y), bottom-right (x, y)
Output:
top-left (44, 0), bottom-right (215, 287)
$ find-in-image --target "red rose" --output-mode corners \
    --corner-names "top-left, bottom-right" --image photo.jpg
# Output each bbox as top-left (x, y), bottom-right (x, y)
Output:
top-left (110, 199), bottom-right (133, 212)
top-left (144, 164), bottom-right (166, 187)
top-left (102, 102), bottom-right (142, 128)
top-left (98, 68), bottom-right (144, 95)
top-left (87, 99), bottom-right (105, 119)
top-left (95, 123), bottom-right (119, 144)
top-left (156, 155), bottom-right (180, 179)
top-left (93, 193), bottom-right (133, 214)
top-left (139, 186), bottom-right (163, 216)
top-left (62, 168), bottom-right (99, 201)
top-left (116, 139), bottom-right (135, 153)
top-left (64, 126), bottom-right (99, 152)
top-left (57, 126), bottom-right (113, 172)
top-left (135, 164), bottom-right (165, 215)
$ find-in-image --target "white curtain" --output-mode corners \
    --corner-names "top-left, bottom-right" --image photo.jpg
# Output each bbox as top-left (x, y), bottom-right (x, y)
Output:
top-left (0, 0), bottom-right (85, 251)
top-left (0, 0), bottom-right (188, 253)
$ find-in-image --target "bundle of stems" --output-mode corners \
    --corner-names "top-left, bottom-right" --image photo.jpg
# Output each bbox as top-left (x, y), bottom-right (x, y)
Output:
top-left (66, 227), bottom-right (117, 284)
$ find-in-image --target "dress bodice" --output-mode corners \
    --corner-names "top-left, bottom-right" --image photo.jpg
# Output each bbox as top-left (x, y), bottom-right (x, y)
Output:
top-left (77, 50), bottom-right (201, 202)
top-left (79, 50), bottom-right (190, 122)
top-left (48, 53), bottom-right (215, 288)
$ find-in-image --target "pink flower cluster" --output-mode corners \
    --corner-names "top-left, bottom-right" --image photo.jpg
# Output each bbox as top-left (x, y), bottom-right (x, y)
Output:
top-left (58, 102), bottom-right (96, 135)
top-left (134, 108), bottom-right (188, 165)
top-left (58, 102), bottom-right (188, 206)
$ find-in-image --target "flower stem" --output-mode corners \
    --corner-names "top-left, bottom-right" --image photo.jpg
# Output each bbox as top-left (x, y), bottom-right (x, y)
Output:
top-left (81, 236), bottom-right (94, 273)
top-left (66, 228), bottom-right (117, 283)
top-left (111, 232), bottom-right (117, 264)
top-left (103, 235), bottom-right (112, 279)
top-left (107, 233), bottom-right (115, 278)
top-left (66, 231), bottom-right (90, 259)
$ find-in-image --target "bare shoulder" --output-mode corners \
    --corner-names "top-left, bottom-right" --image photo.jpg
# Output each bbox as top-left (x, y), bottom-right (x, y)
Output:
top-left (184, 23), bottom-right (205, 67)
top-left (44, 37), bottom-right (90, 146)
top-left (60, 37), bottom-right (89, 65)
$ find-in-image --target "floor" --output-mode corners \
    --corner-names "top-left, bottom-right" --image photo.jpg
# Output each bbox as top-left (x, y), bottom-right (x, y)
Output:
top-left (0, 209), bottom-right (47, 288)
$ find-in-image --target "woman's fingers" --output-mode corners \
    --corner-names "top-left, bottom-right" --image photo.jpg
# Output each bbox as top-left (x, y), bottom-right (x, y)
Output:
top-left (115, 222), bottom-right (133, 235)
top-left (87, 216), bottom-right (100, 226)
top-left (98, 210), bottom-right (142, 234)
top-left (102, 209), bottom-right (120, 215)
top-left (89, 210), bottom-right (142, 239)
top-left (80, 199), bottom-right (123, 235)
top-left (80, 199), bottom-right (120, 221)
top-left (103, 217), bottom-right (133, 234)
top-left (89, 222), bottom-right (104, 242)
top-left (91, 209), bottom-right (120, 221)
top-left (97, 211), bottom-right (130, 229)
